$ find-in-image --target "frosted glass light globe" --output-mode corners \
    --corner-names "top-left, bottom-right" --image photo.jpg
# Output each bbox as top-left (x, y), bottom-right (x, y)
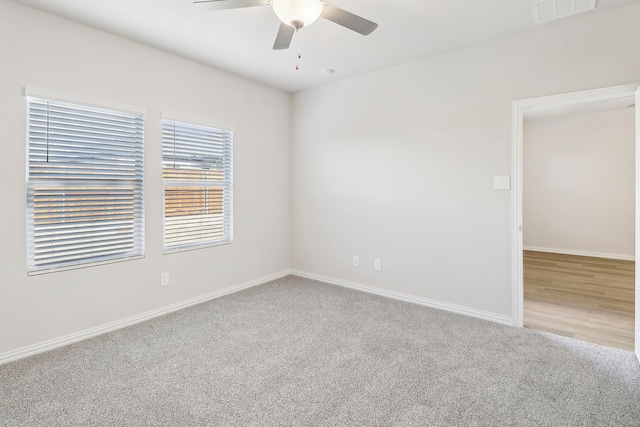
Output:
top-left (272, 0), bottom-right (323, 28)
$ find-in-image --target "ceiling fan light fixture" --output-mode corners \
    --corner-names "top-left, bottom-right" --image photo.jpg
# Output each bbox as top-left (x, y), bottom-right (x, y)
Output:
top-left (272, 0), bottom-right (323, 29)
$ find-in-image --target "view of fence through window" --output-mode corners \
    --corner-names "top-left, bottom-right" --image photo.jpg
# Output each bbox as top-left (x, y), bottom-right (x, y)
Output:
top-left (163, 169), bottom-right (223, 217)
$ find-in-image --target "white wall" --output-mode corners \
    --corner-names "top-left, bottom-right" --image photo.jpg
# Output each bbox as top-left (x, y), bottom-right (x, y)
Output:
top-left (0, 0), bottom-right (290, 355)
top-left (523, 108), bottom-right (635, 259)
top-left (290, 3), bottom-right (640, 317)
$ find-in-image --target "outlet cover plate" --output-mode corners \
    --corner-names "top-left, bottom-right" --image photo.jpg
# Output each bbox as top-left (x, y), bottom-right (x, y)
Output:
top-left (493, 176), bottom-right (511, 191)
top-left (161, 272), bottom-right (170, 287)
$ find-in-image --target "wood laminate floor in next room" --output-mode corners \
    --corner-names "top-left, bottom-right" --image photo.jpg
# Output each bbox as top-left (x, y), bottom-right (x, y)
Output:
top-left (523, 250), bottom-right (635, 351)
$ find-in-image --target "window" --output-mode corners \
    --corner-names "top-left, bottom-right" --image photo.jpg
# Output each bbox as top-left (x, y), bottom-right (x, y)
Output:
top-left (162, 119), bottom-right (233, 252)
top-left (26, 97), bottom-right (145, 274)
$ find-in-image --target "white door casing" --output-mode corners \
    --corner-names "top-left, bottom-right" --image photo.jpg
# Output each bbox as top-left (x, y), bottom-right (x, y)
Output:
top-left (635, 85), bottom-right (640, 362)
top-left (512, 84), bottom-right (640, 360)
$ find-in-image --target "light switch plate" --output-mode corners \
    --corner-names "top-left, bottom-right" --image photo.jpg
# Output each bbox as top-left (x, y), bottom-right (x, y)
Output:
top-left (493, 176), bottom-right (511, 191)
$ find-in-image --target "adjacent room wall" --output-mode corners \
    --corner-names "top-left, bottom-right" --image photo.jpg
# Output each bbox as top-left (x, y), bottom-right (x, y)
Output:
top-left (0, 0), bottom-right (291, 355)
top-left (290, 3), bottom-right (640, 318)
top-left (523, 108), bottom-right (635, 259)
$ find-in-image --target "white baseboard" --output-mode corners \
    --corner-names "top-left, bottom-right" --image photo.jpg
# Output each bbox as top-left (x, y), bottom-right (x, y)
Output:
top-left (523, 246), bottom-right (634, 261)
top-left (0, 269), bottom-right (515, 365)
top-left (291, 270), bottom-right (514, 326)
top-left (0, 269), bottom-right (293, 366)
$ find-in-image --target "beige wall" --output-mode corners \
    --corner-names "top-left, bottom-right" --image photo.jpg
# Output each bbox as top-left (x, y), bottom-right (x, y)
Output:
top-left (523, 108), bottom-right (635, 259)
top-left (0, 0), bottom-right (291, 354)
top-left (290, 3), bottom-right (640, 317)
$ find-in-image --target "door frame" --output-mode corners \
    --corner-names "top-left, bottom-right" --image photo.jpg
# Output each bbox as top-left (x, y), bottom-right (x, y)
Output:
top-left (511, 84), bottom-right (640, 349)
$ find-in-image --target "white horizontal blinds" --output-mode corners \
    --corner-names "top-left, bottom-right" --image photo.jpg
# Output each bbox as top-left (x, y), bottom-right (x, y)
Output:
top-left (27, 97), bottom-right (145, 273)
top-left (162, 119), bottom-right (233, 251)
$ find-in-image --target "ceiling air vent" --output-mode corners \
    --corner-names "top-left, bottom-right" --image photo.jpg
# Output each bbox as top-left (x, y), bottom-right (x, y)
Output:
top-left (533, 0), bottom-right (596, 24)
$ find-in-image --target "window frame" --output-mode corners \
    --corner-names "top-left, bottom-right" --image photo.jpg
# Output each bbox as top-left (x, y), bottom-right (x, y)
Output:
top-left (25, 91), bottom-right (146, 275)
top-left (161, 118), bottom-right (234, 254)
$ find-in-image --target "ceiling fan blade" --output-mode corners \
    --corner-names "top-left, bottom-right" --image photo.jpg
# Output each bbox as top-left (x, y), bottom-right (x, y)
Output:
top-left (321, 4), bottom-right (378, 35)
top-left (273, 23), bottom-right (295, 50)
top-left (193, 0), bottom-right (268, 12)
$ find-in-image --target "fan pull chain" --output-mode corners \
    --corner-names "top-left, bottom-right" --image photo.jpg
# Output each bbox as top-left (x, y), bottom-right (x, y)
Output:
top-left (296, 52), bottom-right (302, 70)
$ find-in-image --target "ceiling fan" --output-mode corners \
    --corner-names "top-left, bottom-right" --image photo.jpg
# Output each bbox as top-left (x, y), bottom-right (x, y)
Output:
top-left (193, 0), bottom-right (378, 50)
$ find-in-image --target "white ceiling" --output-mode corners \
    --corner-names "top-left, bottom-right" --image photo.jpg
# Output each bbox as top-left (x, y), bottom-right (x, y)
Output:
top-left (10, 0), bottom-right (640, 93)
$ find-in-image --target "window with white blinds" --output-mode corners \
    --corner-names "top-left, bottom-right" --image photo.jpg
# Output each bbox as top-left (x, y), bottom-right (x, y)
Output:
top-left (27, 97), bottom-right (145, 274)
top-left (162, 119), bottom-right (233, 252)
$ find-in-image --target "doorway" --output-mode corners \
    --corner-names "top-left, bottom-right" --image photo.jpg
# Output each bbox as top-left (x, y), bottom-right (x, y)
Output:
top-left (512, 84), bottom-right (640, 359)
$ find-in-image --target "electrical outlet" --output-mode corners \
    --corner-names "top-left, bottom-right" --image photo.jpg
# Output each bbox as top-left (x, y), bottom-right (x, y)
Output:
top-left (161, 272), bottom-right (170, 287)
top-left (353, 255), bottom-right (360, 267)
top-left (374, 258), bottom-right (382, 271)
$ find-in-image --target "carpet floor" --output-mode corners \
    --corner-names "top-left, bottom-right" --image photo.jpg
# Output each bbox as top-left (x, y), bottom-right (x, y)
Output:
top-left (1, 275), bottom-right (639, 426)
